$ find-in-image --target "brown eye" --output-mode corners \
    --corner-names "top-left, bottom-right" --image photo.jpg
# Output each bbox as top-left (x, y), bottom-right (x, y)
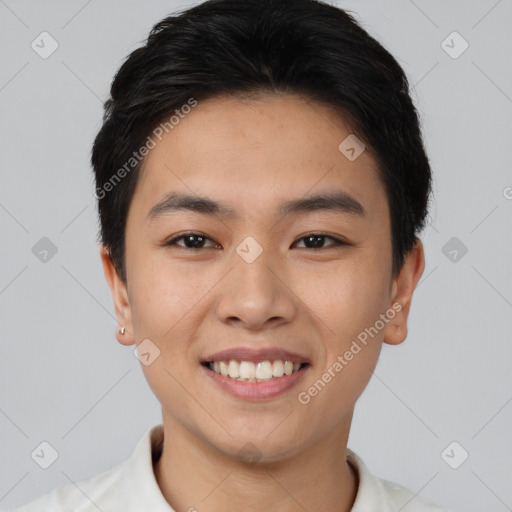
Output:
top-left (165, 232), bottom-right (220, 249)
top-left (293, 233), bottom-right (346, 249)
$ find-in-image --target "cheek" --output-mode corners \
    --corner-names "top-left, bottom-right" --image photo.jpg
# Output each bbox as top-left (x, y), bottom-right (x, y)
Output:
top-left (295, 262), bottom-right (387, 420)
top-left (298, 256), bottom-right (391, 344)
top-left (127, 257), bottom-right (206, 409)
top-left (128, 249), bottom-right (207, 333)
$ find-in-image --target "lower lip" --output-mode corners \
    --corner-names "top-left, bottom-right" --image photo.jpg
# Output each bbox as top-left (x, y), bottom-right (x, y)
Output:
top-left (202, 364), bottom-right (309, 401)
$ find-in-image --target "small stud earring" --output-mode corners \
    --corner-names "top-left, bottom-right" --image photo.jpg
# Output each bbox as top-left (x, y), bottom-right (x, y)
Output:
top-left (119, 327), bottom-right (126, 335)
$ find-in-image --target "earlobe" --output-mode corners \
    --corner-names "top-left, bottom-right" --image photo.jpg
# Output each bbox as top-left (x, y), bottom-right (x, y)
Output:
top-left (383, 239), bottom-right (425, 346)
top-left (99, 244), bottom-right (136, 346)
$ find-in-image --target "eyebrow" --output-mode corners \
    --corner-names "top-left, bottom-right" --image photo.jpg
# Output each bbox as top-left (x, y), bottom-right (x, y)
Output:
top-left (146, 191), bottom-right (366, 222)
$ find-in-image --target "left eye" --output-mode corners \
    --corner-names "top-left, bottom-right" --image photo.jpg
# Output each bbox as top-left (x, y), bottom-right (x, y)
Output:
top-left (164, 232), bottom-right (346, 250)
top-left (293, 233), bottom-right (346, 249)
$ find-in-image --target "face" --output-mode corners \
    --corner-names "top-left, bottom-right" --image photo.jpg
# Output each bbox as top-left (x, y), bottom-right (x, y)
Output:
top-left (101, 93), bottom-right (424, 462)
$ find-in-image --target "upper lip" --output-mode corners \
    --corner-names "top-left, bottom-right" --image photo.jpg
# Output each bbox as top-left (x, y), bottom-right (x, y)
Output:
top-left (201, 347), bottom-right (311, 365)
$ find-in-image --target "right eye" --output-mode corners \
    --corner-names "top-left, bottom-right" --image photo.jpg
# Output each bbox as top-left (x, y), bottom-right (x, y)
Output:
top-left (164, 232), bottom-right (221, 250)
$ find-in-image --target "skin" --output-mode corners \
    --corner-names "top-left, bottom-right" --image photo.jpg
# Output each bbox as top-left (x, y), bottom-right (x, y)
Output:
top-left (101, 93), bottom-right (425, 512)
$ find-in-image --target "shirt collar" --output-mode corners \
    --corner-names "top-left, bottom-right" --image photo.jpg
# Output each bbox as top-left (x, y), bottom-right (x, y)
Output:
top-left (122, 423), bottom-right (174, 512)
top-left (122, 424), bottom-right (395, 511)
top-left (347, 448), bottom-right (396, 511)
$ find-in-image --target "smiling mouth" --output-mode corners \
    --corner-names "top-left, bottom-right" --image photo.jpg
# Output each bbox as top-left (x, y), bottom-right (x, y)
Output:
top-left (202, 359), bottom-right (310, 383)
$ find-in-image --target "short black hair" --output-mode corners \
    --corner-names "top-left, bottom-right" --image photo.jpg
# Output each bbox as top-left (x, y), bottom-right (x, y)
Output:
top-left (92, 0), bottom-right (432, 284)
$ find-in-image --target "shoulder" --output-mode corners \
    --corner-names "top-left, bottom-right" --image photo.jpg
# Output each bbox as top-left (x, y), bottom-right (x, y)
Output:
top-left (6, 459), bottom-right (127, 512)
top-left (6, 424), bottom-right (164, 512)
top-left (379, 477), bottom-right (452, 511)
top-left (347, 449), bottom-right (452, 512)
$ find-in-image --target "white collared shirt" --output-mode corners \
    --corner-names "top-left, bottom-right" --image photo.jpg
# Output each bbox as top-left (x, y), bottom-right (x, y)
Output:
top-left (7, 424), bottom-right (450, 512)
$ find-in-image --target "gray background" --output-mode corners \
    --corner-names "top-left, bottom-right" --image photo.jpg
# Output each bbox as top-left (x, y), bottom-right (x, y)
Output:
top-left (1, 1), bottom-right (511, 511)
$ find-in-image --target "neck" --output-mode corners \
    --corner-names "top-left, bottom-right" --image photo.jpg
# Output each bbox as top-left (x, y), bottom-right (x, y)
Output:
top-left (153, 414), bottom-right (358, 512)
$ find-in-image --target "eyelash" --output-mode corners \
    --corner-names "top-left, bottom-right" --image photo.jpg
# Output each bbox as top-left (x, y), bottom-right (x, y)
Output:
top-left (164, 232), bottom-right (348, 250)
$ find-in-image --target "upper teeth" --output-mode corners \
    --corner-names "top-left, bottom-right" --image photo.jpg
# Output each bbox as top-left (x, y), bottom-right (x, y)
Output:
top-left (208, 360), bottom-right (302, 381)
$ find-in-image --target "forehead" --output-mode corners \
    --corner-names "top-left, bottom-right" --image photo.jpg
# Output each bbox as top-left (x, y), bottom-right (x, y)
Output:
top-left (131, 94), bottom-right (387, 223)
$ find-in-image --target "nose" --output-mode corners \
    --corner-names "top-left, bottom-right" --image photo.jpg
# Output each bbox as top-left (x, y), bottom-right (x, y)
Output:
top-left (215, 248), bottom-right (298, 331)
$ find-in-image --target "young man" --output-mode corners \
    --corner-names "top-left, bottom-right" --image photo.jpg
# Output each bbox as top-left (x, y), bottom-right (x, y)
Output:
top-left (10, 0), bottom-right (450, 510)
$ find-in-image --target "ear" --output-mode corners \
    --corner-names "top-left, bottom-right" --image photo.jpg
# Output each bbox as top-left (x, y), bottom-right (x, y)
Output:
top-left (383, 238), bottom-right (425, 345)
top-left (100, 244), bottom-right (135, 346)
